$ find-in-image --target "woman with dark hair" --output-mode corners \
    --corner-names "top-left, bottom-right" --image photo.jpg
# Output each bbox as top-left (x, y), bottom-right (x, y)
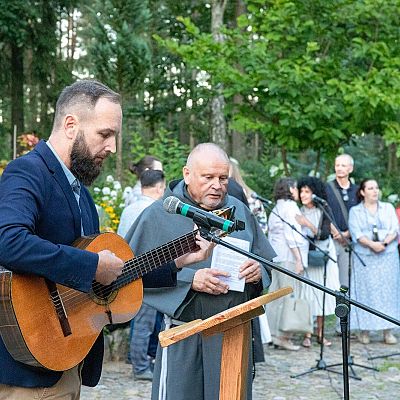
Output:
top-left (296, 176), bottom-right (340, 348)
top-left (265, 177), bottom-right (308, 351)
top-left (125, 155), bottom-right (163, 206)
top-left (348, 179), bottom-right (400, 345)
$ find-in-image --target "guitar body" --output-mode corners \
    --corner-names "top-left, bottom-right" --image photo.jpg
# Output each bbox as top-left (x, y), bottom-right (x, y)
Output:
top-left (0, 232), bottom-right (142, 371)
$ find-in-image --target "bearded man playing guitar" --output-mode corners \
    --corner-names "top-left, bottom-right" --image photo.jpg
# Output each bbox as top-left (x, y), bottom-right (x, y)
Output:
top-left (0, 80), bottom-right (212, 400)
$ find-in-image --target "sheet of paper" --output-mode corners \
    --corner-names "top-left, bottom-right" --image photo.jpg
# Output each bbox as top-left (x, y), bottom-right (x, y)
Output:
top-left (210, 237), bottom-right (250, 292)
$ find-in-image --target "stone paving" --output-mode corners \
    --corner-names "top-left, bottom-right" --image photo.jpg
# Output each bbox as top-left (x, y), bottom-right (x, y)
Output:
top-left (81, 329), bottom-right (400, 400)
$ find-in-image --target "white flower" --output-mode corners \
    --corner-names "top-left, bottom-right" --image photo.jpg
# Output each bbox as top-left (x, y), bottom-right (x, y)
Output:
top-left (387, 194), bottom-right (399, 204)
top-left (93, 187), bottom-right (101, 193)
top-left (102, 195), bottom-right (110, 201)
top-left (110, 190), bottom-right (117, 198)
top-left (113, 181), bottom-right (122, 190)
top-left (269, 165), bottom-right (279, 177)
top-left (102, 187), bottom-right (111, 195)
top-left (106, 175), bottom-right (114, 183)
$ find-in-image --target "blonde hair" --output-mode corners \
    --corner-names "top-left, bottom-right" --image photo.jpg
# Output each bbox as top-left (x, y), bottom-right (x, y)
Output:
top-left (229, 157), bottom-right (253, 197)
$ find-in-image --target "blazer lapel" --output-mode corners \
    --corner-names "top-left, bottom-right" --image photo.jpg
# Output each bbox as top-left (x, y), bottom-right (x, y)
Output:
top-left (34, 140), bottom-right (82, 237)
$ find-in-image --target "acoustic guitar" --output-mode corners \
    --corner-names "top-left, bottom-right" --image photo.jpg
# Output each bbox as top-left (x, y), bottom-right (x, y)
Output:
top-left (0, 230), bottom-right (201, 371)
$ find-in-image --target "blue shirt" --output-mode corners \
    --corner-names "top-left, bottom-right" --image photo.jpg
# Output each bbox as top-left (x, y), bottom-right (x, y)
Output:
top-left (46, 141), bottom-right (84, 235)
top-left (349, 201), bottom-right (399, 255)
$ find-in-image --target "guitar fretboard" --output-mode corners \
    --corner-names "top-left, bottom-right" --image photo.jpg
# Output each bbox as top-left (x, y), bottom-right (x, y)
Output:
top-left (113, 230), bottom-right (199, 290)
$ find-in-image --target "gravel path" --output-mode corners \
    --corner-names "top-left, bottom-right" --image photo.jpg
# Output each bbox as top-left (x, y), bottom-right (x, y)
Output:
top-left (81, 330), bottom-right (400, 400)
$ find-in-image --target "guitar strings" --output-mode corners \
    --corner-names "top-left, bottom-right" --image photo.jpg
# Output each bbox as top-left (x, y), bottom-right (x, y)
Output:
top-left (61, 240), bottom-right (197, 308)
top-left (58, 230), bottom-right (199, 308)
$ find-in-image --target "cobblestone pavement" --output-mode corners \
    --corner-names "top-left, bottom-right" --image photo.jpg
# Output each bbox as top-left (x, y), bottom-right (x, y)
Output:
top-left (81, 330), bottom-right (400, 400)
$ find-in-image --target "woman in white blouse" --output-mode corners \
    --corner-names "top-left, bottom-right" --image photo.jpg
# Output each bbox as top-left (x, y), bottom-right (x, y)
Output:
top-left (266, 178), bottom-right (309, 351)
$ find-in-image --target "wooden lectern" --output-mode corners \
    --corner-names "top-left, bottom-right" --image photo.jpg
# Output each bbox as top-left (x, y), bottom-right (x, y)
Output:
top-left (159, 287), bottom-right (293, 400)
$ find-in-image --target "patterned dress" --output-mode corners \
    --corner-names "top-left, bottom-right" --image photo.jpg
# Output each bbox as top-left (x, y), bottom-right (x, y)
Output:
top-left (349, 201), bottom-right (400, 331)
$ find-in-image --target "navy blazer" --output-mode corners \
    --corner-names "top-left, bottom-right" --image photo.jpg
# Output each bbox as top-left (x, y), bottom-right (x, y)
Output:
top-left (0, 140), bottom-right (102, 388)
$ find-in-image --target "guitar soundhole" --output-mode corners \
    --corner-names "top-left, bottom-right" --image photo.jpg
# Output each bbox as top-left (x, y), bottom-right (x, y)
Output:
top-left (90, 281), bottom-right (118, 304)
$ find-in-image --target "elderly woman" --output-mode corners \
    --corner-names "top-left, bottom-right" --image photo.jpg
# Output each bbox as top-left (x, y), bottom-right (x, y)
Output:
top-left (265, 177), bottom-right (309, 351)
top-left (348, 178), bottom-right (400, 345)
top-left (296, 176), bottom-right (340, 348)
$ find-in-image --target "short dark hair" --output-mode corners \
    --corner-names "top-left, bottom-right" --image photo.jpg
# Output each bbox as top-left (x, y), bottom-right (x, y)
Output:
top-left (129, 155), bottom-right (161, 177)
top-left (140, 169), bottom-right (165, 188)
top-left (273, 177), bottom-right (297, 201)
top-left (54, 80), bottom-right (121, 127)
top-left (297, 176), bottom-right (327, 199)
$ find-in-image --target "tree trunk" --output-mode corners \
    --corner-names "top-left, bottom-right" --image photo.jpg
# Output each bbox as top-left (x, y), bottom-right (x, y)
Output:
top-left (116, 67), bottom-right (123, 182)
top-left (231, 0), bottom-right (246, 159)
top-left (11, 43), bottom-right (24, 151)
top-left (281, 146), bottom-right (290, 176)
top-left (210, 0), bottom-right (228, 150)
top-left (315, 148), bottom-right (321, 176)
top-left (387, 143), bottom-right (398, 173)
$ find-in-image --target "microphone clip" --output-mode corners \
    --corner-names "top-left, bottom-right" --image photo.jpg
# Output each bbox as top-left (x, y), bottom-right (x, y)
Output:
top-left (195, 206), bottom-right (245, 237)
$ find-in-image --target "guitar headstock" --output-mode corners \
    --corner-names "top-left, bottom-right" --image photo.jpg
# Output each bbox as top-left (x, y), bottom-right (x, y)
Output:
top-left (210, 206), bottom-right (237, 237)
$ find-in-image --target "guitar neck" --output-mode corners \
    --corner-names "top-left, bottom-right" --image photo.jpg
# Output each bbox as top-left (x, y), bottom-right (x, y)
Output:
top-left (113, 230), bottom-right (199, 290)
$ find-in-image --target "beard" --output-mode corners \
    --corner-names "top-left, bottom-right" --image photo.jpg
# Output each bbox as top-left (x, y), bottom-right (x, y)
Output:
top-left (70, 131), bottom-right (106, 186)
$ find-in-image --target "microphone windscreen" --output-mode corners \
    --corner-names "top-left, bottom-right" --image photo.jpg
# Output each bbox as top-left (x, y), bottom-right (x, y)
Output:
top-left (163, 196), bottom-right (180, 214)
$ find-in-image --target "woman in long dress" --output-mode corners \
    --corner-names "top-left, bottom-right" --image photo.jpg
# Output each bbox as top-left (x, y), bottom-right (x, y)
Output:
top-left (266, 177), bottom-right (309, 351)
top-left (348, 179), bottom-right (400, 345)
top-left (296, 176), bottom-right (340, 348)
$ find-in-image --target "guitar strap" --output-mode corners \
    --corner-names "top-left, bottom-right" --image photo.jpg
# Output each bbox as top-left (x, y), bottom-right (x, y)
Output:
top-left (328, 181), bottom-right (349, 225)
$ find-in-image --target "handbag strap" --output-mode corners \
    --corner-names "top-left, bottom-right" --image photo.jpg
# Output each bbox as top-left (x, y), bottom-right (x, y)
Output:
top-left (328, 180), bottom-right (349, 224)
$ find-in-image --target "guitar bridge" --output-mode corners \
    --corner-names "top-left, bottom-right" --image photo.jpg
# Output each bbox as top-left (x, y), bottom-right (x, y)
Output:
top-left (45, 279), bottom-right (72, 337)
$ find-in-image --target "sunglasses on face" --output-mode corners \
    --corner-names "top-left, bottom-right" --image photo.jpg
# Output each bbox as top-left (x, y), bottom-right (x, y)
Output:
top-left (342, 189), bottom-right (349, 202)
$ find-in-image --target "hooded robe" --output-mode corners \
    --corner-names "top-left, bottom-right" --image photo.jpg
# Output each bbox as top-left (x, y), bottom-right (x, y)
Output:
top-left (125, 179), bottom-right (275, 400)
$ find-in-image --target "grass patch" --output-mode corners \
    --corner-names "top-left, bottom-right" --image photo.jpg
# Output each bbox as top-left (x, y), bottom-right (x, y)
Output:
top-left (378, 360), bottom-right (400, 372)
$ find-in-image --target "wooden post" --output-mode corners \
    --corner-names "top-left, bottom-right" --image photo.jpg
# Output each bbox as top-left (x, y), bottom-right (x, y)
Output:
top-left (159, 287), bottom-right (293, 400)
top-left (13, 125), bottom-right (17, 159)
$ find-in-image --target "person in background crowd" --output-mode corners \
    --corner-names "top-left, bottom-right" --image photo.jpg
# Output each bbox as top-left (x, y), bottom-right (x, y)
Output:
top-left (265, 177), bottom-right (308, 351)
top-left (227, 157), bottom-right (270, 358)
top-left (229, 157), bottom-right (268, 233)
top-left (325, 154), bottom-right (359, 288)
top-left (348, 178), bottom-right (400, 345)
top-left (118, 170), bottom-right (166, 238)
top-left (118, 170), bottom-right (167, 381)
top-left (125, 155), bottom-right (163, 206)
top-left (296, 176), bottom-right (340, 348)
top-left (125, 143), bottom-right (275, 400)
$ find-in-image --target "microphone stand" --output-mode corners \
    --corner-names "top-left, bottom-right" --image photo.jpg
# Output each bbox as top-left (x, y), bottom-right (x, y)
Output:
top-left (195, 218), bottom-right (400, 400)
top-left (315, 200), bottom-right (378, 378)
top-left (260, 199), bottom-right (357, 380)
top-left (196, 221), bottom-right (400, 400)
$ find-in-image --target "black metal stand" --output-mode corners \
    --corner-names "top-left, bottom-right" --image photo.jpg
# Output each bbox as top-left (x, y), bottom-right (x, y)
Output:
top-left (195, 225), bottom-right (400, 400)
top-left (315, 203), bottom-right (378, 378)
top-left (368, 352), bottom-right (400, 361)
top-left (291, 254), bottom-right (359, 380)
top-left (260, 197), bottom-right (353, 380)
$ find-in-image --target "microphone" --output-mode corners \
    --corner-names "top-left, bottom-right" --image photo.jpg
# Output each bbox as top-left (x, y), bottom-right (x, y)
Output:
top-left (251, 192), bottom-right (274, 206)
top-left (311, 194), bottom-right (327, 205)
top-left (163, 196), bottom-right (244, 233)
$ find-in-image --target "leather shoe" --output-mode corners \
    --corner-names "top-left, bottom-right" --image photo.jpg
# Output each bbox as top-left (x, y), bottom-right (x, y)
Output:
top-left (358, 331), bottom-right (370, 345)
top-left (384, 332), bottom-right (398, 345)
top-left (273, 338), bottom-right (300, 351)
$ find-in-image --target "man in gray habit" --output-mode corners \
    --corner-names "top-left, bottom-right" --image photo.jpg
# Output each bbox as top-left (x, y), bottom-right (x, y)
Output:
top-left (125, 143), bottom-right (275, 400)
